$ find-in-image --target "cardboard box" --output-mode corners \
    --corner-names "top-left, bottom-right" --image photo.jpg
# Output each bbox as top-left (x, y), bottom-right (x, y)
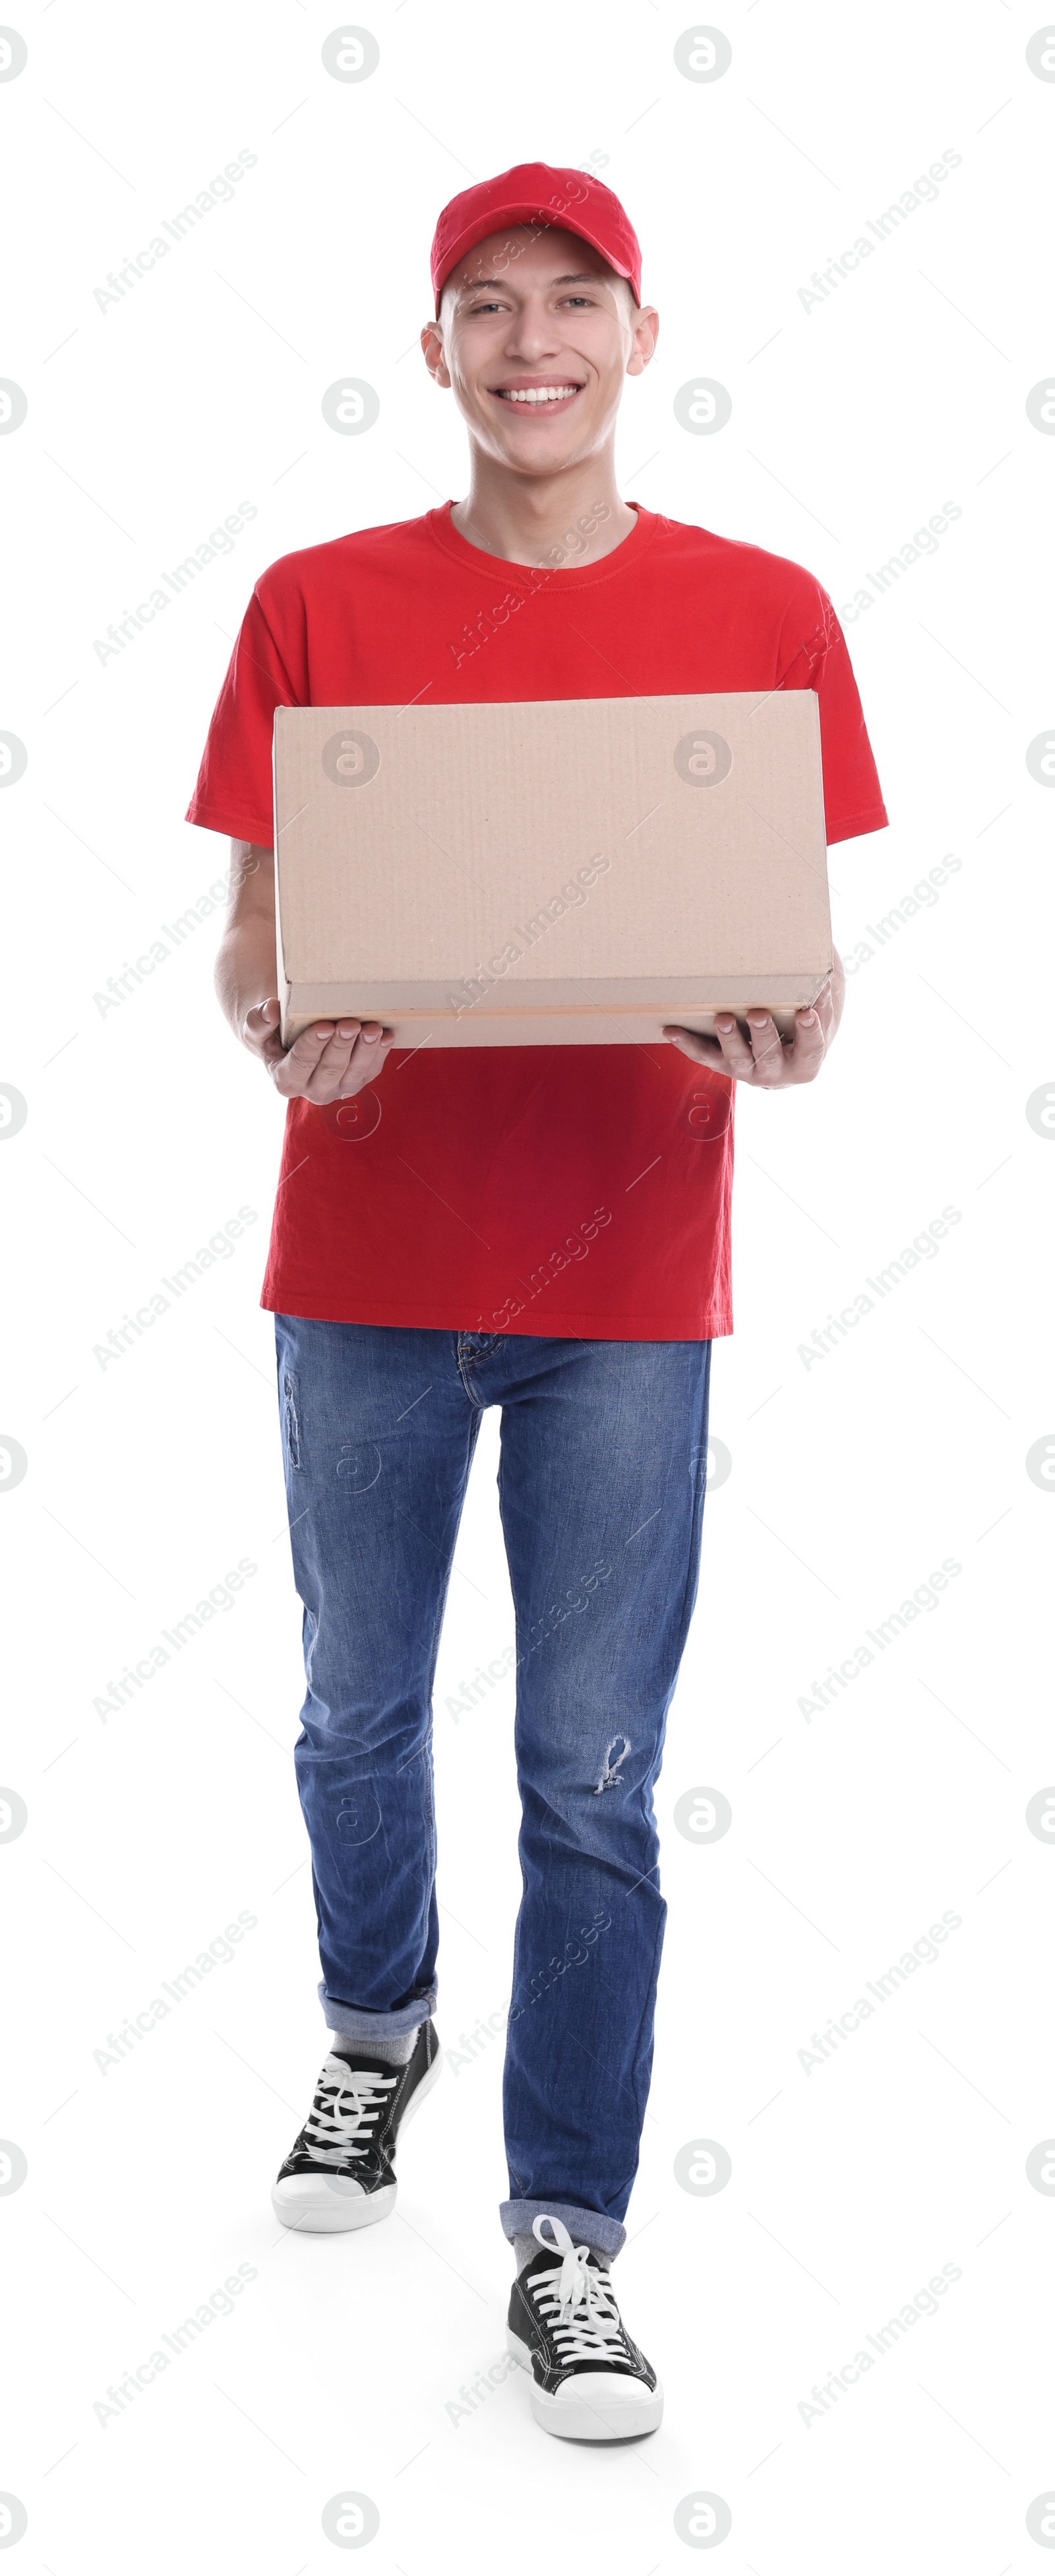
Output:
top-left (273, 692), bottom-right (831, 1046)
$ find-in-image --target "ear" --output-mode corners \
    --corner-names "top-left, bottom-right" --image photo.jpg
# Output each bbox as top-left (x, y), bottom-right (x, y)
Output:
top-left (626, 305), bottom-right (659, 378)
top-left (420, 320), bottom-right (452, 389)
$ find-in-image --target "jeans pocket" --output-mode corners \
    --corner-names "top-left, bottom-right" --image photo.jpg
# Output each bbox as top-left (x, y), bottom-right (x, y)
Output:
top-left (282, 1369), bottom-right (301, 1472)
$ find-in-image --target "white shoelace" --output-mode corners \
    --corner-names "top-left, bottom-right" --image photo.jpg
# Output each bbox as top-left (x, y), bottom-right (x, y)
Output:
top-left (303, 2056), bottom-right (399, 2166)
top-left (529, 2215), bottom-right (631, 2368)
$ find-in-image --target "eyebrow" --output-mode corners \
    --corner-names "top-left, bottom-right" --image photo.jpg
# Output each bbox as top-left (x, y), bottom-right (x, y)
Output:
top-left (454, 270), bottom-right (609, 298)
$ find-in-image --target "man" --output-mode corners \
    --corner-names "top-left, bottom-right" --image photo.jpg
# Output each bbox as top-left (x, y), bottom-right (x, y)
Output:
top-left (188, 163), bottom-right (887, 2443)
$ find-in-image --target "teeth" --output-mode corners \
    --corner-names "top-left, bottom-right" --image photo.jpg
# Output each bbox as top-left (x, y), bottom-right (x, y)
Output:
top-left (499, 385), bottom-right (579, 403)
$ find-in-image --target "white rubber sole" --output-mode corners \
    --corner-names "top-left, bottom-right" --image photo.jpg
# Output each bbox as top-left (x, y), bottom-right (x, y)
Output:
top-left (506, 2327), bottom-right (664, 2441)
top-left (271, 2044), bottom-right (443, 2234)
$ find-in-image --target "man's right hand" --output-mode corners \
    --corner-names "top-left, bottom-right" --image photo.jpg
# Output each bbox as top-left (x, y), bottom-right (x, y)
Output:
top-left (243, 997), bottom-right (396, 1102)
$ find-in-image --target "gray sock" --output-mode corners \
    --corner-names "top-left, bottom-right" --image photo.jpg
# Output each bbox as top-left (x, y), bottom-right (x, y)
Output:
top-left (329, 2027), bottom-right (417, 2066)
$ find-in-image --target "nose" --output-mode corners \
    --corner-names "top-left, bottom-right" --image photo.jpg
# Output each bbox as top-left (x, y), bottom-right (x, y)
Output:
top-left (500, 292), bottom-right (566, 363)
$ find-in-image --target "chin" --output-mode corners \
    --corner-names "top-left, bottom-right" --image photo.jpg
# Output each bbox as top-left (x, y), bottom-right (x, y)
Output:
top-left (495, 425), bottom-right (593, 465)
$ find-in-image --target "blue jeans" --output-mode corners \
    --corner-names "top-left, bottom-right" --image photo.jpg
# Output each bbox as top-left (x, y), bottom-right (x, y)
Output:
top-left (274, 1318), bottom-right (711, 2259)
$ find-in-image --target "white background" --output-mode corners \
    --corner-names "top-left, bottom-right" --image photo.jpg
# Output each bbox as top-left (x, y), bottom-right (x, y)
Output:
top-left (1, 1), bottom-right (1052, 2569)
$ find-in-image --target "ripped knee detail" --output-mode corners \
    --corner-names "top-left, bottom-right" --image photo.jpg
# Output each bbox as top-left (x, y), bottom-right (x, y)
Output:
top-left (282, 1370), bottom-right (301, 1471)
top-left (593, 1734), bottom-right (630, 1795)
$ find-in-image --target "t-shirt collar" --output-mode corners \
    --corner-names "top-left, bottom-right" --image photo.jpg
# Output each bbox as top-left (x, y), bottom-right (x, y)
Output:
top-left (427, 497), bottom-right (654, 587)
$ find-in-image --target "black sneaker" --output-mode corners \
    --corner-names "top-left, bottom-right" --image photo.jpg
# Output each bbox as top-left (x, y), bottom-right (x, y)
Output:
top-left (272, 2022), bottom-right (441, 2233)
top-left (506, 2215), bottom-right (663, 2439)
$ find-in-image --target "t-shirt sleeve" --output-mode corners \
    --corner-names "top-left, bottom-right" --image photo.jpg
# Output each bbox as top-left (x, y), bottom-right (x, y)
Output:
top-left (778, 585), bottom-right (889, 846)
top-left (185, 586), bottom-right (300, 844)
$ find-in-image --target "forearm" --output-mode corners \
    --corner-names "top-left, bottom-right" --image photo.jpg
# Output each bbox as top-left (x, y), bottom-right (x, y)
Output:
top-left (215, 911), bottom-right (279, 1046)
top-left (214, 842), bottom-right (278, 1048)
top-left (215, 836), bottom-right (394, 1099)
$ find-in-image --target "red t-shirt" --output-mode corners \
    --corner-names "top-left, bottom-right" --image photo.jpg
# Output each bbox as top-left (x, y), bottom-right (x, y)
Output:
top-left (187, 502), bottom-right (887, 1340)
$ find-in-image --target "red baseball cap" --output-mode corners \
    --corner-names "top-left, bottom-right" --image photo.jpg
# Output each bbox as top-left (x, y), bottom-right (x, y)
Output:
top-left (430, 161), bottom-right (642, 318)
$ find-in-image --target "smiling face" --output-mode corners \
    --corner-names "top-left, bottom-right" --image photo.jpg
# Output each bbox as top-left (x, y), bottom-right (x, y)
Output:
top-left (423, 226), bottom-right (658, 476)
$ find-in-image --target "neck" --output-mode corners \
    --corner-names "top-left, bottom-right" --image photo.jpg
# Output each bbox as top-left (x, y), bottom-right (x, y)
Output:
top-left (449, 442), bottom-right (636, 569)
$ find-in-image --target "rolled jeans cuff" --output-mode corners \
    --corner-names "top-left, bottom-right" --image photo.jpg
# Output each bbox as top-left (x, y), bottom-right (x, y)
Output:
top-left (500, 2198), bottom-right (626, 2261)
top-left (320, 1981), bottom-right (438, 2041)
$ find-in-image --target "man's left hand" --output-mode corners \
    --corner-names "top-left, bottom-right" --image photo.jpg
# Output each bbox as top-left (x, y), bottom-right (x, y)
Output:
top-left (663, 950), bottom-right (845, 1088)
